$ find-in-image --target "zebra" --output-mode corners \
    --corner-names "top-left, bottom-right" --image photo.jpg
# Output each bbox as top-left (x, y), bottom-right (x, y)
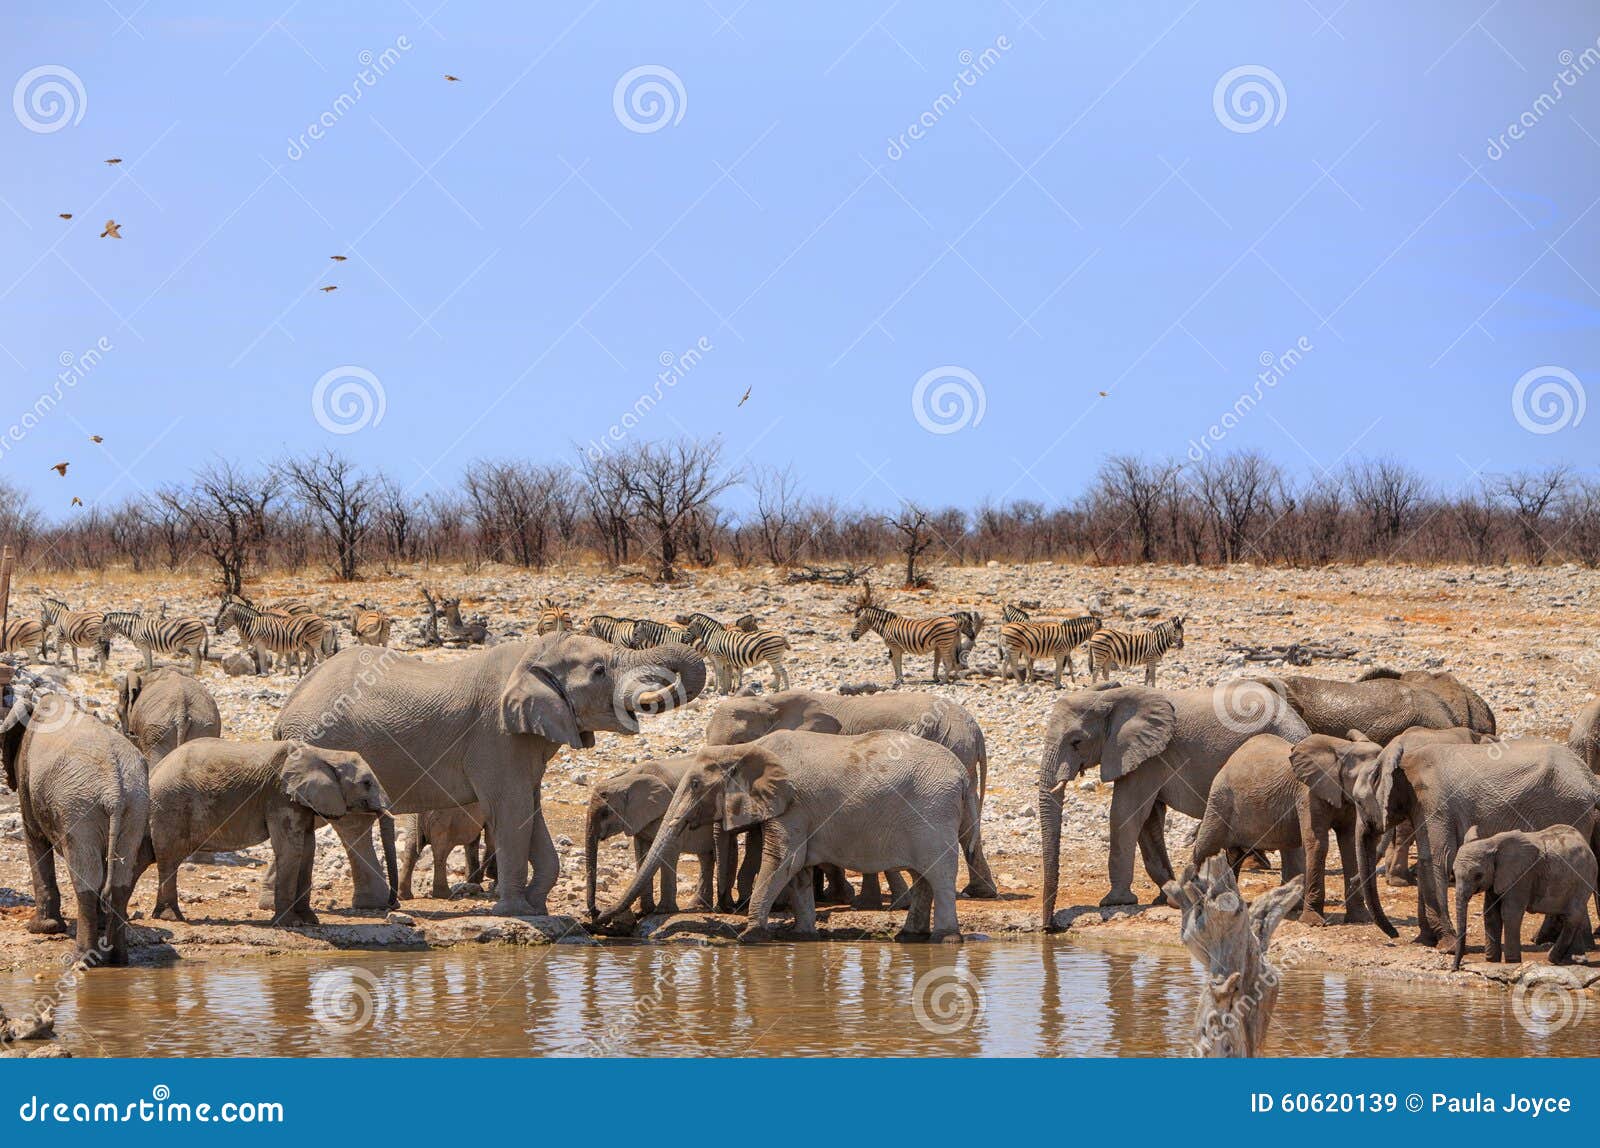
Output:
top-left (40, 597), bottom-right (108, 672)
top-left (847, 587), bottom-right (959, 687)
top-left (999, 615), bottom-right (1103, 688)
top-left (627, 618), bottom-right (694, 649)
top-left (947, 610), bottom-right (983, 667)
top-left (583, 614), bottom-right (636, 646)
top-left (349, 605), bottom-right (391, 647)
top-left (101, 608), bottom-right (209, 673)
top-left (534, 597), bottom-right (571, 636)
top-left (215, 597), bottom-right (326, 677)
top-left (0, 617), bottom-right (46, 659)
top-left (1085, 616), bottom-right (1186, 685)
top-left (680, 613), bottom-right (790, 693)
top-left (262, 597), bottom-right (339, 660)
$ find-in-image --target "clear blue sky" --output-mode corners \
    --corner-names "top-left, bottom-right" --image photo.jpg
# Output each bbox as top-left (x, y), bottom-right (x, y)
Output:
top-left (4, 1), bottom-right (1597, 522)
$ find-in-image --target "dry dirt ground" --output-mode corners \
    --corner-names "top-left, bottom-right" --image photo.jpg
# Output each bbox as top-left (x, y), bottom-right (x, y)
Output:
top-left (1, 560), bottom-right (1597, 1000)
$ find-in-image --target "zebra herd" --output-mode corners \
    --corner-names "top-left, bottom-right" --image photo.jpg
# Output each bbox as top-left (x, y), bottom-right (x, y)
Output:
top-left (563, 604), bottom-right (792, 695)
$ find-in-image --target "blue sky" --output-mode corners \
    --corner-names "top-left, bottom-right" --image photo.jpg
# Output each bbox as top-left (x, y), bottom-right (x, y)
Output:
top-left (4, 1), bottom-right (1597, 521)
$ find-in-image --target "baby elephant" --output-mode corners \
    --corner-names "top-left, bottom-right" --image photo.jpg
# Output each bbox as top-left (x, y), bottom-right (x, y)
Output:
top-left (398, 806), bottom-right (486, 900)
top-left (584, 757), bottom-right (716, 918)
top-left (142, 738), bottom-right (395, 926)
top-left (1452, 825), bottom-right (1598, 970)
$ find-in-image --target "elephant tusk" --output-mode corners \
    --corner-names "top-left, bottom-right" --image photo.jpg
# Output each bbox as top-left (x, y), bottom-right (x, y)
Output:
top-left (634, 686), bottom-right (671, 711)
top-left (1049, 780), bottom-right (1068, 797)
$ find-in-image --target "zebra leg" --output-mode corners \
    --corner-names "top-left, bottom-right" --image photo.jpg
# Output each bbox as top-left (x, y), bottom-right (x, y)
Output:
top-left (889, 649), bottom-right (904, 687)
top-left (1145, 662), bottom-right (1156, 686)
top-left (1065, 650), bottom-right (1077, 681)
top-left (143, 649), bottom-right (154, 672)
top-left (1052, 655), bottom-right (1065, 690)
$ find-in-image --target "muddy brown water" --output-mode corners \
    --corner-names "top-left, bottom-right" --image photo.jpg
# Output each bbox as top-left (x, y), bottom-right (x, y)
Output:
top-left (6, 939), bottom-right (1597, 1057)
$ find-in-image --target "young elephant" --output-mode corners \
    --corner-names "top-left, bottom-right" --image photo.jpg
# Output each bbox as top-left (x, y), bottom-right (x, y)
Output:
top-left (1191, 732), bottom-right (1374, 928)
top-left (597, 730), bottom-right (979, 943)
top-left (2, 674), bottom-right (149, 966)
top-left (583, 758), bottom-right (716, 918)
top-left (398, 805), bottom-right (486, 900)
top-left (117, 667), bottom-right (222, 766)
top-left (141, 738), bottom-right (396, 926)
top-left (1452, 825), bottom-right (1598, 970)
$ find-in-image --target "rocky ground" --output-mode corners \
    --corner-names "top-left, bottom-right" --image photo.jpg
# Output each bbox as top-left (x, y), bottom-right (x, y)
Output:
top-left (0, 559), bottom-right (1597, 1000)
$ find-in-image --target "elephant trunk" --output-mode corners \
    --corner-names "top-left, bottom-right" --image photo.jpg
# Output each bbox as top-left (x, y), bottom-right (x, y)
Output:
top-left (584, 803), bottom-right (604, 917)
top-left (597, 780), bottom-right (696, 924)
top-left (378, 811), bottom-right (399, 909)
top-left (1452, 884), bottom-right (1473, 970)
top-left (1357, 822), bottom-right (1397, 938)
top-left (613, 643), bottom-right (708, 717)
top-left (1039, 775), bottom-right (1064, 929)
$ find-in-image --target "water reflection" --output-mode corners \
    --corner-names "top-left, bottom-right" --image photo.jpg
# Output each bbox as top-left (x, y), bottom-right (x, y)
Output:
top-left (5, 938), bottom-right (1594, 1058)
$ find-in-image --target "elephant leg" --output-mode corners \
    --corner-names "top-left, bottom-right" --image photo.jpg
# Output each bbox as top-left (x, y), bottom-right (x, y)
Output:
top-left (1502, 899), bottom-right (1527, 964)
top-left (23, 823), bottom-right (66, 933)
top-left (686, 851), bottom-right (715, 912)
top-left (789, 870), bottom-right (817, 936)
top-left (266, 815), bottom-right (314, 925)
top-left (463, 840), bottom-right (481, 888)
top-left (1412, 818), bottom-right (1451, 946)
top-left (1223, 847), bottom-right (1247, 878)
top-left (1333, 822), bottom-right (1371, 924)
top-left (526, 803), bottom-right (560, 916)
top-left (431, 844), bottom-right (452, 900)
top-left (735, 827), bottom-right (761, 910)
top-left (897, 874), bottom-right (933, 938)
top-left (331, 813), bottom-right (389, 909)
top-left (853, 870), bottom-right (886, 911)
top-left (961, 819), bottom-right (998, 900)
top-left (1482, 894), bottom-right (1503, 962)
top-left (1103, 781), bottom-right (1156, 906)
top-left (925, 853), bottom-right (962, 943)
top-left (1135, 803), bottom-right (1174, 904)
top-left (656, 841), bottom-right (682, 915)
top-left (714, 827), bottom-right (738, 912)
top-left (103, 878), bottom-right (134, 966)
top-left (1384, 820), bottom-right (1417, 887)
top-left (741, 821), bottom-right (804, 943)
top-left (152, 854), bottom-right (185, 921)
top-left (477, 776), bottom-right (539, 916)
top-left (1532, 913), bottom-right (1561, 946)
top-left (886, 868), bottom-right (912, 911)
top-left (70, 880), bottom-right (102, 962)
top-left (1300, 835), bottom-right (1327, 924)
top-left (397, 832), bottom-right (421, 901)
top-left (294, 827), bottom-right (319, 924)
top-left (257, 856), bottom-right (277, 911)
top-left (632, 837), bottom-right (657, 915)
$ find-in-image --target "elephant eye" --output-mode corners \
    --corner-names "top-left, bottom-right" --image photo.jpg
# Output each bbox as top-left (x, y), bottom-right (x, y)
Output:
top-left (592, 663), bottom-right (607, 679)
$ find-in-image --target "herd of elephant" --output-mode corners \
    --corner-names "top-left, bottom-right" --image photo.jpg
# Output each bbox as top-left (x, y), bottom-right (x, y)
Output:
top-left (6, 629), bottom-right (1600, 972)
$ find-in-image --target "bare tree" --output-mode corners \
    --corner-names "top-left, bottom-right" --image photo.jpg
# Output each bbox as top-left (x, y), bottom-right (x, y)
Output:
top-left (579, 451), bottom-right (636, 566)
top-left (1346, 459), bottom-right (1426, 552)
top-left (1565, 480), bottom-right (1600, 569)
top-left (1493, 466), bottom-right (1570, 566)
top-left (615, 439), bottom-right (740, 581)
top-left (751, 464), bottom-right (805, 567)
top-left (1450, 484), bottom-right (1499, 566)
top-left (160, 461), bottom-right (279, 595)
top-left (1194, 452), bottom-right (1282, 563)
top-left (464, 461), bottom-right (572, 568)
top-left (279, 450), bottom-right (375, 581)
top-left (0, 480), bottom-right (42, 565)
top-left (887, 503), bottom-right (939, 588)
top-left (1095, 456), bottom-right (1180, 563)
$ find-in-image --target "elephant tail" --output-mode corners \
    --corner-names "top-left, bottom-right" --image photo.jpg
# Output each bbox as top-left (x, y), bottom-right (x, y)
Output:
top-left (101, 800), bottom-right (123, 902)
top-left (958, 778), bottom-right (981, 867)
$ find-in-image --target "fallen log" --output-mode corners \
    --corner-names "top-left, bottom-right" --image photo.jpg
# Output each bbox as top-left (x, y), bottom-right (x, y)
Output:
top-left (1229, 641), bottom-right (1358, 666)
top-left (785, 564), bottom-right (873, 586)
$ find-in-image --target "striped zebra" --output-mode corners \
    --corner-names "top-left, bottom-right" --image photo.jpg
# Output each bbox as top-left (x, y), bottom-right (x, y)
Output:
top-left (680, 613), bottom-right (790, 694)
top-left (262, 597), bottom-right (339, 660)
top-left (847, 587), bottom-right (959, 687)
top-left (535, 597), bottom-right (571, 636)
top-left (215, 597), bottom-right (326, 677)
top-left (1085, 616), bottom-right (1186, 685)
top-left (40, 597), bottom-right (108, 672)
top-left (999, 615), bottom-right (1103, 688)
top-left (583, 614), bottom-right (636, 646)
top-left (0, 617), bottom-right (47, 659)
top-left (947, 610), bottom-right (983, 668)
top-left (627, 618), bottom-right (694, 650)
top-left (349, 605), bottom-right (391, 647)
top-left (101, 608), bottom-right (209, 673)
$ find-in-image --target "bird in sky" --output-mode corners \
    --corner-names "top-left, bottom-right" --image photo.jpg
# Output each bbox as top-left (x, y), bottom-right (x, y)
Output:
top-left (1098, 390), bottom-right (1108, 397)
top-left (71, 497), bottom-right (83, 508)
top-left (104, 157), bottom-right (122, 165)
top-left (319, 285), bottom-right (338, 293)
top-left (90, 435), bottom-right (103, 444)
top-left (58, 213), bottom-right (72, 220)
top-left (100, 220), bottom-right (122, 239)
top-left (738, 387), bottom-right (751, 407)
top-left (330, 254), bottom-right (347, 261)
top-left (50, 462), bottom-right (68, 476)
top-left (444, 74), bottom-right (461, 82)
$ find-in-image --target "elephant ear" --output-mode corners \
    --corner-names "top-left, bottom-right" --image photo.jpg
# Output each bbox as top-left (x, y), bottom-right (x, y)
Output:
top-left (792, 700), bottom-right (843, 735)
top-left (1288, 737), bottom-right (1346, 808)
top-left (498, 664), bottom-right (583, 749)
top-left (1375, 740), bottom-right (1407, 823)
top-left (617, 776), bottom-right (670, 836)
top-left (279, 742), bottom-right (349, 819)
top-left (721, 747), bottom-right (792, 830)
top-left (1492, 835), bottom-right (1540, 896)
top-left (1100, 690), bottom-right (1176, 781)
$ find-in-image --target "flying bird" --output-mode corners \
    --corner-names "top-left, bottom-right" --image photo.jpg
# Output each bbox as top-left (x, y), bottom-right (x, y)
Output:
top-left (58, 213), bottom-right (72, 220)
top-left (329, 254), bottom-right (347, 261)
top-left (737, 387), bottom-right (751, 408)
top-left (104, 157), bottom-right (122, 165)
top-left (71, 497), bottom-right (83, 508)
top-left (90, 435), bottom-right (103, 444)
top-left (100, 220), bottom-right (121, 239)
top-left (1098, 390), bottom-right (1108, 397)
top-left (319, 285), bottom-right (338, 293)
top-left (444, 74), bottom-right (461, 82)
top-left (50, 462), bottom-right (68, 476)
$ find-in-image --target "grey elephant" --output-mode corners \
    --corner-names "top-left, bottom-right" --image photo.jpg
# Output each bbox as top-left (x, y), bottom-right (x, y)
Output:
top-left (274, 637), bottom-right (706, 916)
top-left (598, 730), bottom-right (979, 943)
top-left (1569, 699), bottom-right (1600, 772)
top-left (1371, 726), bottom-right (1494, 887)
top-left (139, 738), bottom-right (395, 925)
top-left (1191, 732), bottom-right (1374, 927)
top-left (1350, 735), bottom-right (1600, 950)
top-left (1256, 674), bottom-right (1458, 744)
top-left (1356, 667), bottom-right (1495, 735)
top-left (1452, 825), bottom-right (1597, 970)
top-left (1038, 680), bottom-right (1312, 924)
top-left (703, 688), bottom-right (996, 902)
top-left (584, 757), bottom-right (716, 917)
top-left (116, 667), bottom-right (222, 766)
top-left (398, 805), bottom-right (487, 900)
top-left (2, 674), bottom-right (149, 965)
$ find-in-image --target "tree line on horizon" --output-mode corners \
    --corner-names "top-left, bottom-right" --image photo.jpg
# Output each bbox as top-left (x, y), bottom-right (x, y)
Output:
top-left (0, 439), bottom-right (1596, 587)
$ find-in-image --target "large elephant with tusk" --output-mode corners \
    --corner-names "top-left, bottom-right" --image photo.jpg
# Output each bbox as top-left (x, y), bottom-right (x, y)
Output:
top-left (274, 636), bottom-right (705, 916)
